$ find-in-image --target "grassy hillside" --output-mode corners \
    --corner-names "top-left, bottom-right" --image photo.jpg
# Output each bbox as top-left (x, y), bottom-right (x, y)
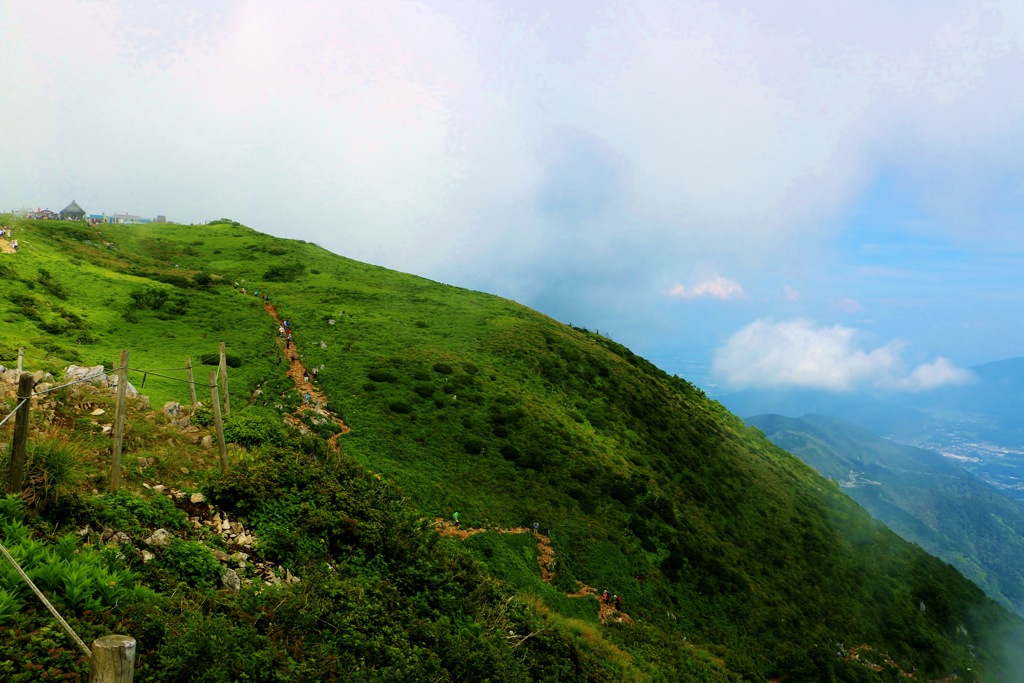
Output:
top-left (2, 216), bottom-right (1024, 681)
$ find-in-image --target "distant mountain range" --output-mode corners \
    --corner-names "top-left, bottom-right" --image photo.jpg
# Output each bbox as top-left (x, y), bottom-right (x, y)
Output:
top-left (748, 413), bottom-right (1024, 618)
top-left (721, 358), bottom-right (1024, 499)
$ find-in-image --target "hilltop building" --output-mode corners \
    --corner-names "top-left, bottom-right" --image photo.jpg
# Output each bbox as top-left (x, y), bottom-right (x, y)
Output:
top-left (60, 200), bottom-right (87, 220)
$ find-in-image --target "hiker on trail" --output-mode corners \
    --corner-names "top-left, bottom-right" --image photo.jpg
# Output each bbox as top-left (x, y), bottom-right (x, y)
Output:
top-left (287, 331), bottom-right (292, 341)
top-left (616, 595), bottom-right (622, 611)
top-left (602, 589), bottom-right (609, 603)
top-left (284, 320), bottom-right (290, 329)
top-left (11, 240), bottom-right (17, 252)
top-left (278, 325), bottom-right (285, 338)
top-left (453, 511), bottom-right (460, 528)
top-left (292, 353), bottom-right (297, 363)
top-left (606, 591), bottom-right (612, 605)
top-left (303, 392), bottom-right (310, 404)
top-left (303, 370), bottom-right (310, 383)
top-left (286, 338), bottom-right (291, 349)
top-left (533, 522), bottom-right (539, 533)
top-left (312, 367), bottom-right (318, 381)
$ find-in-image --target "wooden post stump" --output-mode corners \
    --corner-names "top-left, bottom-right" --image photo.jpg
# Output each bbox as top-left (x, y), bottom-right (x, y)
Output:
top-left (89, 634), bottom-right (136, 682)
top-left (209, 372), bottom-right (229, 473)
top-left (110, 350), bottom-right (130, 492)
top-left (7, 372), bottom-right (33, 494)
top-left (185, 357), bottom-right (197, 406)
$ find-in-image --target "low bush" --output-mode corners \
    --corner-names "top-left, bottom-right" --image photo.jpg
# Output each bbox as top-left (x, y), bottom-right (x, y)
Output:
top-left (223, 410), bottom-right (284, 448)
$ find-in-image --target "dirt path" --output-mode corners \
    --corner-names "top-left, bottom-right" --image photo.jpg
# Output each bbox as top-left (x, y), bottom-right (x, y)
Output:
top-left (435, 517), bottom-right (633, 625)
top-left (262, 302), bottom-right (349, 441)
top-left (0, 237), bottom-right (15, 254)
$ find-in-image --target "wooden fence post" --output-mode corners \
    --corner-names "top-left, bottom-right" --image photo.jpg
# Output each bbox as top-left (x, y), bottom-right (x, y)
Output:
top-left (208, 372), bottom-right (229, 473)
top-left (109, 350), bottom-right (129, 493)
top-left (218, 342), bottom-right (230, 417)
top-left (7, 372), bottom-right (33, 494)
top-left (185, 357), bottom-right (197, 406)
top-left (89, 634), bottom-right (135, 683)
top-left (16, 347), bottom-right (23, 373)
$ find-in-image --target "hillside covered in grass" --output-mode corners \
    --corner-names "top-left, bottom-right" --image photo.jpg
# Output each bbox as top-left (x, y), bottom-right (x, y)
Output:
top-left (2, 215), bottom-right (1024, 681)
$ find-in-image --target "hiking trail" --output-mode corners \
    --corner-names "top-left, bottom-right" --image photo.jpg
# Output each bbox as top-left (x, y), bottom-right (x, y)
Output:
top-left (261, 301), bottom-right (349, 445)
top-left (434, 517), bottom-right (632, 625)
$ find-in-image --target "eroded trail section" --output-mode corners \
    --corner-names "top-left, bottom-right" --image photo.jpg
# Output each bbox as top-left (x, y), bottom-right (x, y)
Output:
top-left (263, 302), bottom-right (349, 442)
top-left (435, 518), bottom-right (632, 625)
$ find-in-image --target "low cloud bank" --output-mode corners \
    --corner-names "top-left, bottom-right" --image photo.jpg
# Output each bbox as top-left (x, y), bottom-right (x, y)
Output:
top-left (713, 319), bottom-right (974, 391)
top-left (667, 276), bottom-right (746, 301)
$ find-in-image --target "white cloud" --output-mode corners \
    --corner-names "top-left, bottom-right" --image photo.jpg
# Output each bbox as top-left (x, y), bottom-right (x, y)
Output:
top-left (713, 319), bottom-right (974, 391)
top-left (668, 276), bottom-right (746, 300)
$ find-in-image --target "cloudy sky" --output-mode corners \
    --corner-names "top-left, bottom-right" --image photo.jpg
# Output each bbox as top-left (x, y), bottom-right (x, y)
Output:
top-left (3, 0), bottom-right (1023, 393)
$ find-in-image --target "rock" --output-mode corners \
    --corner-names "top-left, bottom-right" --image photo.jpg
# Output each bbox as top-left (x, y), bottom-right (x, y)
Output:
top-left (136, 457), bottom-right (151, 467)
top-left (230, 551), bottom-right (249, 567)
top-left (65, 365), bottom-right (106, 384)
top-left (101, 424), bottom-right (113, 434)
top-left (77, 526), bottom-right (91, 537)
top-left (35, 383), bottom-right (52, 393)
top-left (190, 492), bottom-right (206, 504)
top-left (163, 401), bottom-right (181, 419)
top-left (285, 569), bottom-right (300, 584)
top-left (201, 435), bottom-right (213, 448)
top-left (175, 416), bottom-right (191, 430)
top-left (141, 550), bottom-right (155, 563)
top-left (100, 528), bottom-right (115, 542)
top-left (144, 529), bottom-right (172, 547)
top-left (152, 484), bottom-right (167, 494)
top-left (32, 370), bottom-right (45, 383)
top-left (108, 531), bottom-right (131, 545)
top-left (212, 549), bottom-right (231, 562)
top-left (136, 395), bottom-right (150, 410)
top-left (320, 341), bottom-right (327, 349)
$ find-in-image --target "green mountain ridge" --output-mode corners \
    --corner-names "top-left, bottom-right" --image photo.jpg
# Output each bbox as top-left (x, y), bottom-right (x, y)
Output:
top-left (2, 216), bottom-right (1023, 681)
top-left (747, 413), bottom-right (1024, 620)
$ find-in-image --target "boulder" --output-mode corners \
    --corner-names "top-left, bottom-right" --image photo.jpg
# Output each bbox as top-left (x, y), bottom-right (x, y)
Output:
top-left (108, 531), bottom-right (132, 545)
top-left (189, 492), bottom-right (206, 504)
top-left (65, 365), bottom-right (106, 384)
top-left (221, 568), bottom-right (241, 592)
top-left (201, 435), bottom-right (214, 448)
top-left (144, 528), bottom-right (172, 547)
top-left (163, 401), bottom-right (181, 419)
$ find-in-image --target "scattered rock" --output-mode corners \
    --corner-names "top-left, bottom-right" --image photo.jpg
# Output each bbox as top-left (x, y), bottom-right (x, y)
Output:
top-left (141, 550), bottom-right (155, 563)
top-left (144, 529), bottom-right (172, 547)
top-left (212, 549), bottom-right (232, 562)
top-left (108, 531), bottom-right (132, 545)
top-left (190, 492), bottom-right (206, 503)
top-left (163, 401), bottom-right (181, 419)
top-left (222, 568), bottom-right (241, 592)
top-left (136, 457), bottom-right (152, 467)
top-left (90, 408), bottom-right (106, 416)
top-left (175, 416), bottom-right (191, 430)
top-left (201, 435), bottom-right (213, 448)
top-left (152, 484), bottom-right (167, 494)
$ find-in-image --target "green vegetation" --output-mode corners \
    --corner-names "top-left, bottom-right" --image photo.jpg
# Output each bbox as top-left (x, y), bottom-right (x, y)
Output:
top-left (0, 215), bottom-right (1022, 681)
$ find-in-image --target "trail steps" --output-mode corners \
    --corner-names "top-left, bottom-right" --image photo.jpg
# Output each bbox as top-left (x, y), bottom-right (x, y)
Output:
top-left (434, 517), bottom-right (633, 625)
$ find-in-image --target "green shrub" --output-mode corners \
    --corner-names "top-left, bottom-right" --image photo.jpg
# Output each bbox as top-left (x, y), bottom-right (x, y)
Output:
top-left (191, 405), bottom-right (214, 427)
top-left (223, 411), bottom-right (285, 448)
top-left (368, 369), bottom-right (398, 383)
top-left (23, 438), bottom-right (80, 511)
top-left (155, 538), bottom-right (222, 588)
top-left (202, 354), bottom-right (242, 368)
top-left (390, 402), bottom-right (412, 414)
top-left (413, 383), bottom-right (435, 398)
top-left (463, 438), bottom-right (485, 455)
top-left (263, 262), bottom-right (305, 282)
top-left (433, 363), bottom-right (453, 375)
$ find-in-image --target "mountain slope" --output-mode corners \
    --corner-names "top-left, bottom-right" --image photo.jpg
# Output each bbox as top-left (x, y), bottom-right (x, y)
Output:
top-left (748, 413), bottom-right (1024, 618)
top-left (2, 216), bottom-right (1024, 681)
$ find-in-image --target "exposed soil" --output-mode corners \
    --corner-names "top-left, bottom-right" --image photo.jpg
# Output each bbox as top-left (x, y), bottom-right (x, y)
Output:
top-left (0, 237), bottom-right (16, 254)
top-left (434, 517), bottom-right (633, 625)
top-left (262, 301), bottom-right (349, 442)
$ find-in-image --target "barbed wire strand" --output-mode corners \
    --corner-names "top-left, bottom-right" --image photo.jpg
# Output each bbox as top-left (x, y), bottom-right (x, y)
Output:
top-left (126, 368), bottom-right (196, 386)
top-left (0, 398), bottom-right (28, 429)
top-left (0, 539), bottom-right (92, 657)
